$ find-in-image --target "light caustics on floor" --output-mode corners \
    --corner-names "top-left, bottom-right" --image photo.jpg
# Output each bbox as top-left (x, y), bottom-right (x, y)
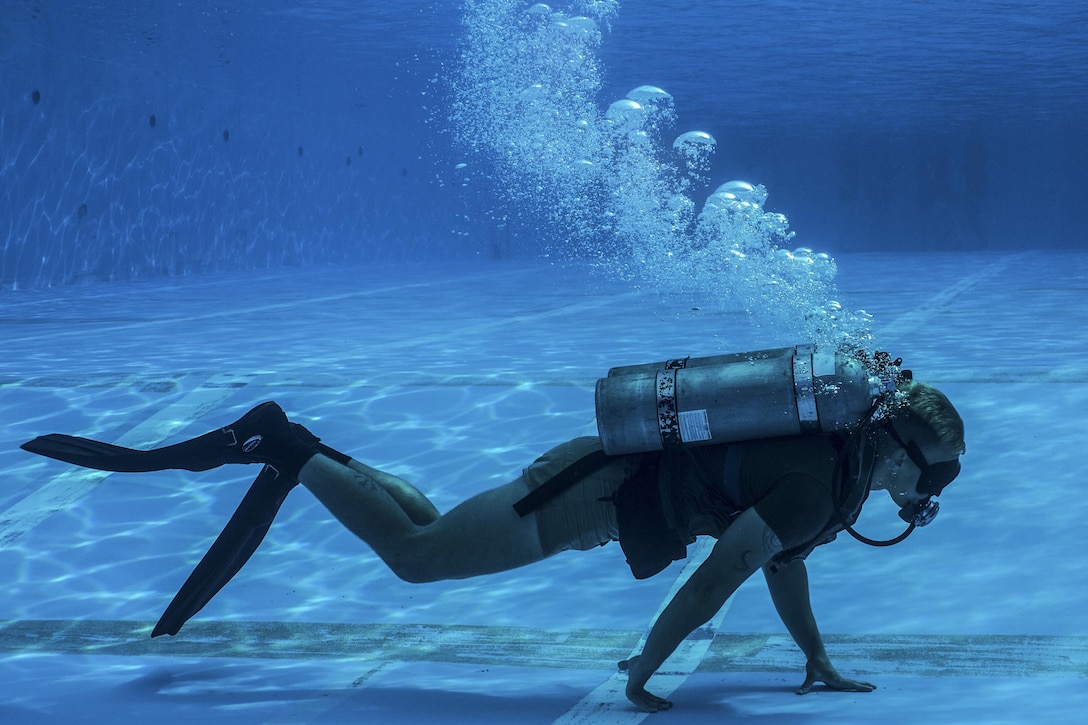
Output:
top-left (2, 253), bottom-right (1087, 723)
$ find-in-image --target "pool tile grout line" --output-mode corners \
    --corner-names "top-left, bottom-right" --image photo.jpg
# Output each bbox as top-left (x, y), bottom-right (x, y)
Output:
top-left (0, 618), bottom-right (1083, 679)
top-left (1, 265), bottom-right (551, 346)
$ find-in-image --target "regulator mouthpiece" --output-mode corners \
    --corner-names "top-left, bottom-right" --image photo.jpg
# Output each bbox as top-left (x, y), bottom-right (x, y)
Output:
top-left (899, 497), bottom-right (940, 527)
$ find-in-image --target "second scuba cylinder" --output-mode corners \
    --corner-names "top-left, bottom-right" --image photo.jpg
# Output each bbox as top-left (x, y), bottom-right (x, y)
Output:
top-left (595, 344), bottom-right (891, 455)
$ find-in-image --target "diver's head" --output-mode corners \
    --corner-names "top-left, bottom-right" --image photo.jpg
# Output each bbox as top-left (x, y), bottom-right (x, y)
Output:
top-left (871, 381), bottom-right (964, 525)
top-left (896, 380), bottom-right (966, 457)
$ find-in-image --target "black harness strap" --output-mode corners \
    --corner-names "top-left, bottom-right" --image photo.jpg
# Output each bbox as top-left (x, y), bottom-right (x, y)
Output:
top-left (512, 449), bottom-right (614, 517)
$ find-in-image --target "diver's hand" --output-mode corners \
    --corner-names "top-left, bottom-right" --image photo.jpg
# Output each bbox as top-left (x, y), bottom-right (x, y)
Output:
top-left (618, 656), bottom-right (673, 712)
top-left (797, 658), bottom-right (877, 695)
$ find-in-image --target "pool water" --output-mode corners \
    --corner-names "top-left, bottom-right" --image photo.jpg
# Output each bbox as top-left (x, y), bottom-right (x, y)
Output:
top-left (3, 252), bottom-right (1086, 723)
top-left (4, 0), bottom-right (1087, 721)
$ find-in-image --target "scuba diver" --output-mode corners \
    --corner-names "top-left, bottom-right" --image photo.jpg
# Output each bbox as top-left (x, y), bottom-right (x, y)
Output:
top-left (20, 345), bottom-right (964, 713)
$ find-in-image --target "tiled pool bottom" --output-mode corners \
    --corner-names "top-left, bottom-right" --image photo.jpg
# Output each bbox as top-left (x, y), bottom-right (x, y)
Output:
top-left (2, 253), bottom-right (1086, 723)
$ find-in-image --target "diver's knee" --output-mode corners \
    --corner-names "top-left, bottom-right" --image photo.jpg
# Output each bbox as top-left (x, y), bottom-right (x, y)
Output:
top-left (382, 537), bottom-right (444, 583)
top-left (387, 556), bottom-right (441, 584)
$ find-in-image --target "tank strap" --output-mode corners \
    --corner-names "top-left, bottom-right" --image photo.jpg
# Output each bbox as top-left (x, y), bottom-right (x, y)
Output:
top-left (512, 449), bottom-right (615, 517)
top-left (792, 344), bottom-right (820, 433)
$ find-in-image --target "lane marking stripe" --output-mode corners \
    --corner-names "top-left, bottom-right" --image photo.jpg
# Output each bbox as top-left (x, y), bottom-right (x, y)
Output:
top-left (1, 373), bottom-right (255, 548)
top-left (2, 266), bottom-right (557, 346)
top-left (553, 538), bottom-right (724, 724)
top-left (881, 253), bottom-right (1026, 339)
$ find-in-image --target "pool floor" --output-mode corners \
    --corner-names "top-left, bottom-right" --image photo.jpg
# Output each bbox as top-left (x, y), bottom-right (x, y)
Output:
top-left (2, 252), bottom-right (1086, 723)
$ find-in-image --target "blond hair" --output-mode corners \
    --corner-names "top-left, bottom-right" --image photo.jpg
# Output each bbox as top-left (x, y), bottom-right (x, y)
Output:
top-left (898, 380), bottom-right (966, 454)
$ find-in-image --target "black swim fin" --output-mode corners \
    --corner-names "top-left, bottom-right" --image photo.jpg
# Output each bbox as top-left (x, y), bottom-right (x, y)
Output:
top-left (152, 464), bottom-right (297, 637)
top-left (21, 401), bottom-right (310, 474)
top-left (151, 427), bottom-right (355, 637)
top-left (20, 403), bottom-right (358, 637)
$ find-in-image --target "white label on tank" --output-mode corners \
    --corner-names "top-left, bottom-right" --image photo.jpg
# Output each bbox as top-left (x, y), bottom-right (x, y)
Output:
top-left (813, 351), bottom-right (837, 377)
top-left (679, 409), bottom-right (712, 443)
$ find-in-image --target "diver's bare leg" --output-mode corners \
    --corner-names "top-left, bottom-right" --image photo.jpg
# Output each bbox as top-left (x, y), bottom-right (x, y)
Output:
top-left (299, 454), bottom-right (546, 583)
top-left (341, 458), bottom-right (440, 526)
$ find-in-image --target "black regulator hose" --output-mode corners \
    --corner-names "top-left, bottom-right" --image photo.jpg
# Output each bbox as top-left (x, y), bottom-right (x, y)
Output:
top-left (843, 520), bottom-right (917, 547)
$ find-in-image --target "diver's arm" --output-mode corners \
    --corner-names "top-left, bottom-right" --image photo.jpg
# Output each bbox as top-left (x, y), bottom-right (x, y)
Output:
top-left (621, 508), bottom-right (782, 712)
top-left (763, 558), bottom-right (876, 694)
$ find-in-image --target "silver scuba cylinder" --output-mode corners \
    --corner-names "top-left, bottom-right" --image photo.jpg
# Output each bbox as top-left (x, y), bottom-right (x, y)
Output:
top-left (595, 344), bottom-right (897, 455)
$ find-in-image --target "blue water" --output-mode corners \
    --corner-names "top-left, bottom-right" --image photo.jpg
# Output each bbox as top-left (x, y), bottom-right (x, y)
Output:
top-left (602, 2), bottom-right (1088, 126)
top-left (2, 0), bottom-right (1086, 291)
top-left (2, 1), bottom-right (1087, 722)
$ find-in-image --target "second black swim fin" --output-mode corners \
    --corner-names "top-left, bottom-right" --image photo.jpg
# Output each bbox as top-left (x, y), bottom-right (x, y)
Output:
top-left (150, 430), bottom-right (355, 637)
top-left (152, 465), bottom-right (297, 637)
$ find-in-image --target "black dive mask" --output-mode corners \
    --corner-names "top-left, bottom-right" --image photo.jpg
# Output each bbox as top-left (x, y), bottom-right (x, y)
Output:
top-left (886, 424), bottom-right (960, 527)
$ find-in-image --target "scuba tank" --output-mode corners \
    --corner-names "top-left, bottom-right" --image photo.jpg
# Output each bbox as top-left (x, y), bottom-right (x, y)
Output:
top-left (595, 344), bottom-right (899, 455)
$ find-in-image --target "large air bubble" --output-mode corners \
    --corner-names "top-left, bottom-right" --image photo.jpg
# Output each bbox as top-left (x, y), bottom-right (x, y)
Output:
top-left (606, 99), bottom-right (646, 134)
top-left (714, 180), bottom-right (768, 208)
top-left (673, 131), bottom-right (716, 174)
top-left (626, 85), bottom-right (672, 104)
